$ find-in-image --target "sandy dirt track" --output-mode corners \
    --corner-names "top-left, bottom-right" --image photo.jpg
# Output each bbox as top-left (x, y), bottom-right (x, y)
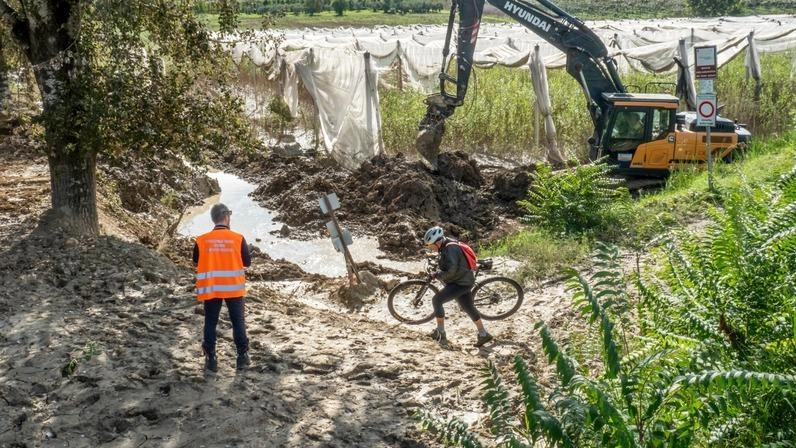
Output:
top-left (0, 140), bottom-right (579, 447)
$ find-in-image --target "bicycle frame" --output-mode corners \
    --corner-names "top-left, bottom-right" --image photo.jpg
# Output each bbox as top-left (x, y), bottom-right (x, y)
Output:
top-left (421, 254), bottom-right (491, 294)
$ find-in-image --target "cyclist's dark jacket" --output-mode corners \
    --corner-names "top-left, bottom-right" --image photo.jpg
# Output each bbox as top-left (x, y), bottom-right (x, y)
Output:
top-left (435, 237), bottom-right (475, 287)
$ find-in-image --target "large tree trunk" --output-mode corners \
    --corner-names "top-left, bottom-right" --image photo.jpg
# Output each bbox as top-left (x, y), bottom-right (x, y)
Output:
top-left (34, 59), bottom-right (100, 234)
top-left (3, 0), bottom-right (99, 234)
top-left (47, 149), bottom-right (99, 234)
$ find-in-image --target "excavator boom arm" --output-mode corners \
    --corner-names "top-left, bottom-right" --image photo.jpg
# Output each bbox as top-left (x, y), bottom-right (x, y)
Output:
top-left (416, 0), bottom-right (625, 167)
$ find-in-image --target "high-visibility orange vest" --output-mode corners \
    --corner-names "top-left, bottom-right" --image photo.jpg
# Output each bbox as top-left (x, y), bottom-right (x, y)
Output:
top-left (195, 228), bottom-right (246, 301)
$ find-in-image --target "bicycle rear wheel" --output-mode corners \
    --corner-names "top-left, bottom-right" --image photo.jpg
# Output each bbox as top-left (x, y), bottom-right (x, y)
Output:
top-left (473, 277), bottom-right (524, 321)
top-left (387, 280), bottom-right (438, 325)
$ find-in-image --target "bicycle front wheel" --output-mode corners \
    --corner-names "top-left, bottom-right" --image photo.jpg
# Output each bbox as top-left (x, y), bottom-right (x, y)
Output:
top-left (387, 280), bottom-right (438, 325)
top-left (473, 277), bottom-right (524, 321)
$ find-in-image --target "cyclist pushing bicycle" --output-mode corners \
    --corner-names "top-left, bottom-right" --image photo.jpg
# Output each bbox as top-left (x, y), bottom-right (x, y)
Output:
top-left (422, 225), bottom-right (494, 347)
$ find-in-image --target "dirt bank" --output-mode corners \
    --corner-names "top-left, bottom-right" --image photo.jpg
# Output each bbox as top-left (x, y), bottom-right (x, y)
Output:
top-left (220, 148), bottom-right (536, 256)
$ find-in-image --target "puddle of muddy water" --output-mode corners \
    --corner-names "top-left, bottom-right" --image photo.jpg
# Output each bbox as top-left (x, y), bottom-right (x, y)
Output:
top-left (177, 171), bottom-right (424, 277)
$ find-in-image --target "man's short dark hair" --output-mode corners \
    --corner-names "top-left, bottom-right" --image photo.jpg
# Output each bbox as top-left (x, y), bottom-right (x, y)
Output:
top-left (210, 203), bottom-right (231, 224)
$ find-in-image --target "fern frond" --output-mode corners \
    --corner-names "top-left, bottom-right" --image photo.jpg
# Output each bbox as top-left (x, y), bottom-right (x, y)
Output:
top-left (761, 227), bottom-right (796, 253)
top-left (568, 375), bottom-right (637, 447)
top-left (760, 201), bottom-right (796, 236)
top-left (481, 361), bottom-right (524, 445)
top-left (566, 269), bottom-right (622, 378)
top-left (513, 356), bottom-right (573, 448)
top-left (709, 416), bottom-right (746, 445)
top-left (414, 408), bottom-right (485, 448)
top-left (773, 165), bottom-right (796, 204)
top-left (623, 344), bottom-right (677, 375)
top-left (537, 321), bottom-right (577, 386)
top-left (762, 441), bottom-right (796, 448)
top-left (676, 370), bottom-right (796, 391)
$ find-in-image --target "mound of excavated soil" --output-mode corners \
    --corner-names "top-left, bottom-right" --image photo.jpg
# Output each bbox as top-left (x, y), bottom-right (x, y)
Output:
top-left (240, 151), bottom-right (536, 256)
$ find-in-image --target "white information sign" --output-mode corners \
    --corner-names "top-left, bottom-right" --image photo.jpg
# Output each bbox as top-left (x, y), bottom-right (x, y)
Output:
top-left (694, 46), bottom-right (717, 79)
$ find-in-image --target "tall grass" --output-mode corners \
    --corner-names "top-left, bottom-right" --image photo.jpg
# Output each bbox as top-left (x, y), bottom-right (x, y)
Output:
top-left (481, 228), bottom-right (589, 282)
top-left (717, 51), bottom-right (796, 137)
top-left (379, 66), bottom-right (591, 160)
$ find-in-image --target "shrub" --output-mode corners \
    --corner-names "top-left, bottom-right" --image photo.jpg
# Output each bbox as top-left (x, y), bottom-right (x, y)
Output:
top-left (518, 163), bottom-right (630, 238)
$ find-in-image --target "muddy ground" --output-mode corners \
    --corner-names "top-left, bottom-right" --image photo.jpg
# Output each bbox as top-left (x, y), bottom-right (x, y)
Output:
top-left (220, 146), bottom-right (536, 256)
top-left (0, 132), bottom-right (586, 447)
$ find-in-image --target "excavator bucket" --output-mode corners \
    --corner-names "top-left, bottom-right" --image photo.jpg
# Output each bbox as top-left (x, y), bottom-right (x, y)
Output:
top-left (415, 125), bottom-right (443, 170)
top-left (416, 97), bottom-right (452, 170)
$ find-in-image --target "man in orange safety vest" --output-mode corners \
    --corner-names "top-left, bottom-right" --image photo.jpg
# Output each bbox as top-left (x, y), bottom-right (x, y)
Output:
top-left (193, 203), bottom-right (252, 372)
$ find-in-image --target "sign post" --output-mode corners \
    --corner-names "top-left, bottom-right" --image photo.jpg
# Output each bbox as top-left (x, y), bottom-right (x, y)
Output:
top-left (319, 192), bottom-right (361, 285)
top-left (694, 45), bottom-right (717, 191)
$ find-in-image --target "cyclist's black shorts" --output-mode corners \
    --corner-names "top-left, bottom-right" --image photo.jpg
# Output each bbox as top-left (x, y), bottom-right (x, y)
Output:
top-left (432, 283), bottom-right (480, 321)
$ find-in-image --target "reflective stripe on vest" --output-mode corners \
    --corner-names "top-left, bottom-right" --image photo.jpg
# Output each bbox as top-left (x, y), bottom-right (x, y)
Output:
top-left (196, 269), bottom-right (246, 280)
top-left (195, 229), bottom-right (246, 301)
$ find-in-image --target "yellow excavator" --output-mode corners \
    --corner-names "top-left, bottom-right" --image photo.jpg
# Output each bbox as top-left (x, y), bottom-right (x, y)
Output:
top-left (416, 0), bottom-right (751, 178)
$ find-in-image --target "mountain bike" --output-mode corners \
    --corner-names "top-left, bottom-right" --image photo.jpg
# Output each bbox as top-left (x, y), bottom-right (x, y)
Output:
top-left (387, 257), bottom-right (524, 324)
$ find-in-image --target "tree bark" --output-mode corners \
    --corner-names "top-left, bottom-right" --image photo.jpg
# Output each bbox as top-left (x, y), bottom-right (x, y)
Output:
top-left (0, 34), bottom-right (10, 132)
top-left (47, 149), bottom-right (99, 234)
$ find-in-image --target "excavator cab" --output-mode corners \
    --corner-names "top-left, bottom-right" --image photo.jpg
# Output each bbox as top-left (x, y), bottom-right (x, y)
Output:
top-left (599, 92), bottom-right (751, 177)
top-left (599, 93), bottom-right (679, 177)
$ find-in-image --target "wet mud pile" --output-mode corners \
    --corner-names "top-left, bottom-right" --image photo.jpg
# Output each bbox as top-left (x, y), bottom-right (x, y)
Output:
top-left (243, 151), bottom-right (536, 255)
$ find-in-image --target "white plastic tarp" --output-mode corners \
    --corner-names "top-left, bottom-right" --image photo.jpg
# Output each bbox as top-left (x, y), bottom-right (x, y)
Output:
top-left (293, 48), bottom-right (383, 170)
top-left (226, 16), bottom-right (796, 168)
top-left (529, 45), bottom-right (564, 166)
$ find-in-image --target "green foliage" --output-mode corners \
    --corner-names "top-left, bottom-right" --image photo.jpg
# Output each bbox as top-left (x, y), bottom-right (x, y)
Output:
top-left (414, 408), bottom-right (485, 448)
top-left (304, 0), bottom-right (327, 15)
top-left (60, 341), bottom-right (102, 377)
top-left (649, 166), bottom-right (796, 369)
top-left (217, 0), bottom-right (241, 32)
top-left (420, 221), bottom-right (796, 447)
top-left (480, 227), bottom-right (589, 283)
top-left (44, 1), bottom-right (258, 161)
top-left (687, 0), bottom-right (743, 16)
top-left (267, 96), bottom-right (295, 138)
top-left (332, 0), bottom-right (347, 15)
top-left (518, 163), bottom-right (630, 238)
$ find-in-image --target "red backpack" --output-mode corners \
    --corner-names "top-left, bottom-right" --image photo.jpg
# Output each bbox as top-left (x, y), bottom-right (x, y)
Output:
top-left (446, 241), bottom-right (478, 271)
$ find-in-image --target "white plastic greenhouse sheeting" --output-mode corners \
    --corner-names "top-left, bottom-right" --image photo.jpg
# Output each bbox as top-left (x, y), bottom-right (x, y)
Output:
top-left (225, 15), bottom-right (796, 168)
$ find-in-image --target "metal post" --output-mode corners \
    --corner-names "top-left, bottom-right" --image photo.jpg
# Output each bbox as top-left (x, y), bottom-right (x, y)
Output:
top-left (534, 101), bottom-right (540, 150)
top-left (321, 196), bottom-right (361, 285)
top-left (706, 126), bottom-right (713, 191)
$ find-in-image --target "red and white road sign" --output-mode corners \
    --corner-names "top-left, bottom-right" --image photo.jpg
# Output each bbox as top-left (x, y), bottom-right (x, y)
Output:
top-left (696, 93), bottom-right (716, 127)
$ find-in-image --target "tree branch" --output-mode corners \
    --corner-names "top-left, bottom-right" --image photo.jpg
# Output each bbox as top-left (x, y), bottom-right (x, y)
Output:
top-left (0, 1), bottom-right (30, 46)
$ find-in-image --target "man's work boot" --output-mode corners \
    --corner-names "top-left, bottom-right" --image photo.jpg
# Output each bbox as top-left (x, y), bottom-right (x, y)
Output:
top-left (236, 352), bottom-right (250, 371)
top-left (205, 352), bottom-right (218, 372)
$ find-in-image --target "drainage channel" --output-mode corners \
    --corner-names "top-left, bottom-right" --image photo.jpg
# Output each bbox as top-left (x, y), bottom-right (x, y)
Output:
top-left (177, 171), bottom-right (424, 277)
